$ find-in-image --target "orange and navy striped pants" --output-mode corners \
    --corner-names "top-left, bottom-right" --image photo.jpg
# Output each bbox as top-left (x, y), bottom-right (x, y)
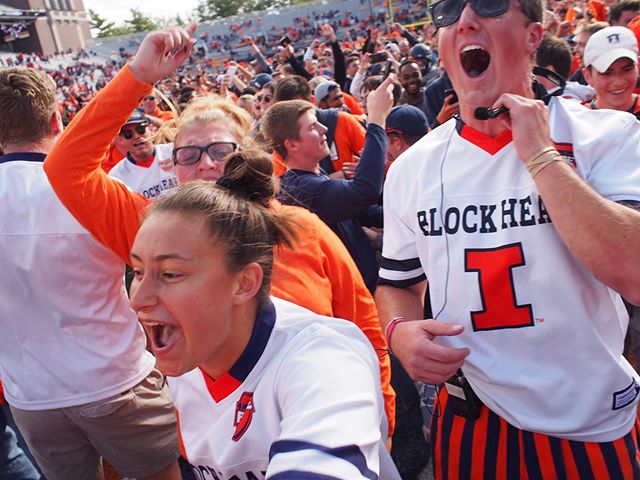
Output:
top-left (432, 388), bottom-right (640, 479)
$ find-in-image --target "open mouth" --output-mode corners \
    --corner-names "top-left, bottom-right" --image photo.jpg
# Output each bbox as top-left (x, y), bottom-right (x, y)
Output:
top-left (146, 322), bottom-right (180, 351)
top-left (461, 46), bottom-right (491, 78)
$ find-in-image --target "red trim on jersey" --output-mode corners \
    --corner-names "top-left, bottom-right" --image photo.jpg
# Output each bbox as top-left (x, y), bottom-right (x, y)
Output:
top-left (201, 369), bottom-right (242, 403)
top-left (174, 408), bottom-right (188, 459)
top-left (457, 120), bottom-right (513, 155)
top-left (126, 150), bottom-right (155, 168)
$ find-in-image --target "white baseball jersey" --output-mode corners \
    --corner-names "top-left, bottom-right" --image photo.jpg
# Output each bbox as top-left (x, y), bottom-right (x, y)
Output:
top-left (109, 143), bottom-right (177, 200)
top-left (380, 97), bottom-right (640, 442)
top-left (170, 297), bottom-right (400, 480)
top-left (0, 153), bottom-right (154, 410)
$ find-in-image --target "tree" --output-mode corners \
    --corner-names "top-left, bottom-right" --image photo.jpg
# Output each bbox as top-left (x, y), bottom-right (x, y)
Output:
top-left (125, 8), bottom-right (158, 33)
top-left (88, 9), bottom-right (116, 38)
top-left (196, 0), bottom-right (240, 21)
top-left (174, 14), bottom-right (186, 27)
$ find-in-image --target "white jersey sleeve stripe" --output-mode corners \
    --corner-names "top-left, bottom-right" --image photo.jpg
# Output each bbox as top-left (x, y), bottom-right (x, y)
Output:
top-left (269, 440), bottom-right (378, 480)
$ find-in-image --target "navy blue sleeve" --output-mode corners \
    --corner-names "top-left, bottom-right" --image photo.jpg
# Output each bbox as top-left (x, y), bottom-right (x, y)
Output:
top-left (358, 204), bottom-right (383, 229)
top-left (283, 124), bottom-right (386, 225)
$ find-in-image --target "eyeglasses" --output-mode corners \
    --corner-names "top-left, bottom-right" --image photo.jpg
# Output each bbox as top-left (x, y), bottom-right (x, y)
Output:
top-left (172, 142), bottom-right (238, 166)
top-left (119, 124), bottom-right (147, 139)
top-left (256, 94), bottom-right (272, 103)
top-left (428, 0), bottom-right (510, 28)
top-left (144, 95), bottom-right (156, 101)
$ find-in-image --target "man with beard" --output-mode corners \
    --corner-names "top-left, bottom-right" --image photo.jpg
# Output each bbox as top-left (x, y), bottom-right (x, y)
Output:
top-left (378, 0), bottom-right (640, 476)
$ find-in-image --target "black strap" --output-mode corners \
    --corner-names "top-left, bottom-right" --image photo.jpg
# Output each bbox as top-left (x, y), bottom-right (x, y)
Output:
top-left (532, 66), bottom-right (567, 104)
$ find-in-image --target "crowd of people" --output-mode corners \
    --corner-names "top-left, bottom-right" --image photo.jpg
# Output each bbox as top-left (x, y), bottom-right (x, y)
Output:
top-left (2, 0), bottom-right (640, 478)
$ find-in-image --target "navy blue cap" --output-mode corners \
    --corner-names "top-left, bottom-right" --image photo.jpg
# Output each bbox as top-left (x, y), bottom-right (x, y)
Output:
top-left (123, 109), bottom-right (149, 126)
top-left (250, 73), bottom-right (273, 89)
top-left (385, 105), bottom-right (428, 137)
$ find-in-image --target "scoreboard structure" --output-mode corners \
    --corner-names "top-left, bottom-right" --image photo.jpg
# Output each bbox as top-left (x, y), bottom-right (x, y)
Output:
top-left (0, 0), bottom-right (91, 55)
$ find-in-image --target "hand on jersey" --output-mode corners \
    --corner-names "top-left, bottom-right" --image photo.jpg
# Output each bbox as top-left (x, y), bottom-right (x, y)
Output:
top-left (130, 24), bottom-right (198, 86)
top-left (492, 93), bottom-right (554, 163)
top-left (391, 320), bottom-right (469, 384)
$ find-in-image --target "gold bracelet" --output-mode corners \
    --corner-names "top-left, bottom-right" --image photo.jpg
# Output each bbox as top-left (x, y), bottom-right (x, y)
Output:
top-left (525, 146), bottom-right (557, 167)
top-left (525, 146), bottom-right (561, 176)
top-left (527, 150), bottom-right (564, 178)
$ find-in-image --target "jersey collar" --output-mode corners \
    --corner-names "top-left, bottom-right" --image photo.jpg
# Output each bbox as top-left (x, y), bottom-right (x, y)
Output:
top-left (455, 118), bottom-right (513, 155)
top-left (126, 147), bottom-right (155, 168)
top-left (200, 300), bottom-right (276, 403)
top-left (0, 152), bottom-right (46, 165)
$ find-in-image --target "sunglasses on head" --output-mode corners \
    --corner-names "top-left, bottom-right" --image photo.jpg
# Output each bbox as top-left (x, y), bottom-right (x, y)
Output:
top-left (172, 142), bottom-right (238, 166)
top-left (120, 124), bottom-right (147, 139)
top-left (429, 0), bottom-right (510, 28)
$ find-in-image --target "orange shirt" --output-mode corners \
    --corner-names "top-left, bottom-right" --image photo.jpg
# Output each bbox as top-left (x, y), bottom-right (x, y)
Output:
top-left (588, 0), bottom-right (607, 22)
top-left (101, 144), bottom-right (126, 173)
top-left (44, 66), bottom-right (395, 435)
top-left (343, 92), bottom-right (364, 116)
top-left (153, 107), bottom-right (176, 122)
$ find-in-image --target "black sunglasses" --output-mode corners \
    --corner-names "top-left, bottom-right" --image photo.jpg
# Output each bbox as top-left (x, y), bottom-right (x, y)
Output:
top-left (429, 0), bottom-right (510, 28)
top-left (144, 95), bottom-right (156, 101)
top-left (172, 142), bottom-right (238, 166)
top-left (256, 94), bottom-right (273, 103)
top-left (120, 124), bottom-right (147, 139)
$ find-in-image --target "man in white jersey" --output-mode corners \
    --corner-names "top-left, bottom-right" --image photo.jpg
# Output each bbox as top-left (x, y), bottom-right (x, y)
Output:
top-left (109, 110), bottom-right (178, 199)
top-left (0, 67), bottom-right (180, 480)
top-left (377, 0), bottom-right (640, 476)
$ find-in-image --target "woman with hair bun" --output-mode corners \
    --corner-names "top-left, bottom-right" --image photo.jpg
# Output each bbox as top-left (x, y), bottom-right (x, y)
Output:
top-left (128, 151), bottom-right (398, 477)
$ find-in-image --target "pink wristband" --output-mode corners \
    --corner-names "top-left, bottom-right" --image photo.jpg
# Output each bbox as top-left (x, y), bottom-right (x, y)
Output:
top-left (384, 316), bottom-right (410, 356)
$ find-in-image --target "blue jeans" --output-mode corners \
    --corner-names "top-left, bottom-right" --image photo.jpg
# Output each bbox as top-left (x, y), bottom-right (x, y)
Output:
top-left (0, 410), bottom-right (40, 480)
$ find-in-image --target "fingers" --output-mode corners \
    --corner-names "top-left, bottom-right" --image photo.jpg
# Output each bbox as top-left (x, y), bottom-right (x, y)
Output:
top-left (392, 320), bottom-right (470, 384)
top-left (493, 93), bottom-right (553, 161)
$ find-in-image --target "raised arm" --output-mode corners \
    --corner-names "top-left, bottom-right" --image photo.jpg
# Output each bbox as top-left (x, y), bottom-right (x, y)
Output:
top-left (296, 76), bottom-right (394, 223)
top-left (45, 25), bottom-right (197, 264)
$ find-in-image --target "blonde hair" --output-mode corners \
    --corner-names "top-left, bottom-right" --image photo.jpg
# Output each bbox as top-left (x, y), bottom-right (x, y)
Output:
top-left (174, 96), bottom-right (254, 147)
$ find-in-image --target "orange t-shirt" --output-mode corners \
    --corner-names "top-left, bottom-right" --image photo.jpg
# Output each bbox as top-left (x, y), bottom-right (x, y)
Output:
top-left (44, 66), bottom-right (396, 435)
top-left (101, 144), bottom-right (126, 173)
top-left (343, 92), bottom-right (364, 116)
top-left (153, 107), bottom-right (176, 122)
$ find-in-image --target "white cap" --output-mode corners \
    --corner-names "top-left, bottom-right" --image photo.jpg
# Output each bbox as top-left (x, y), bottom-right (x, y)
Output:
top-left (583, 26), bottom-right (638, 73)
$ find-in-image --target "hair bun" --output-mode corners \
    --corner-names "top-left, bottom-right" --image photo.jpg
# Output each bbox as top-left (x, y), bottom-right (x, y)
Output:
top-left (220, 149), bottom-right (275, 207)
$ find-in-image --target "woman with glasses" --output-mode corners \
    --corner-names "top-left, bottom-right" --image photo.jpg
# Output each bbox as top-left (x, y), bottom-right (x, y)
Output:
top-left (44, 23), bottom-right (396, 462)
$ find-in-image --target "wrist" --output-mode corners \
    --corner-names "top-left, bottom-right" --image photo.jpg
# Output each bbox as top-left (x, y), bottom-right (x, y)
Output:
top-left (128, 62), bottom-right (155, 86)
top-left (385, 316), bottom-right (410, 356)
top-left (525, 146), bottom-right (565, 178)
